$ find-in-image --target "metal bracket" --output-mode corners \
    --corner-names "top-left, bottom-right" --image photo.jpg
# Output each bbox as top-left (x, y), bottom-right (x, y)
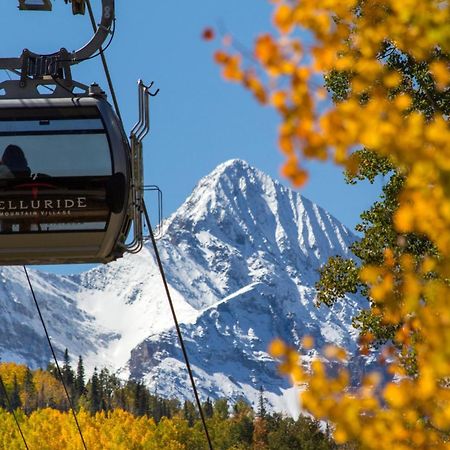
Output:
top-left (1, 0), bottom-right (114, 79)
top-left (18, 0), bottom-right (52, 11)
top-left (126, 80), bottom-right (159, 253)
top-left (144, 186), bottom-right (163, 240)
top-left (0, 77), bottom-right (89, 98)
top-left (19, 48), bottom-right (73, 87)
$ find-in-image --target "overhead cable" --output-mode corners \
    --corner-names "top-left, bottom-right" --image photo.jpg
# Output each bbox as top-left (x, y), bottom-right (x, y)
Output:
top-left (0, 375), bottom-right (29, 449)
top-left (85, 0), bottom-right (123, 124)
top-left (23, 266), bottom-right (89, 450)
top-left (143, 203), bottom-right (215, 450)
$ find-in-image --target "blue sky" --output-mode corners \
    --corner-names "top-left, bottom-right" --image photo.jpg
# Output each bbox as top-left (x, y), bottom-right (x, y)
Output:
top-left (0, 1), bottom-right (382, 274)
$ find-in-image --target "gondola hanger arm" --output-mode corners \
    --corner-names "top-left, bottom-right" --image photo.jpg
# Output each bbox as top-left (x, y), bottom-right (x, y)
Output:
top-left (0, 0), bottom-right (114, 73)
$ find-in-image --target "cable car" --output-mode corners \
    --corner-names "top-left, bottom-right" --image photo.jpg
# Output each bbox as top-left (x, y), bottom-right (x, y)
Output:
top-left (0, 0), bottom-right (151, 265)
top-left (0, 94), bottom-right (133, 264)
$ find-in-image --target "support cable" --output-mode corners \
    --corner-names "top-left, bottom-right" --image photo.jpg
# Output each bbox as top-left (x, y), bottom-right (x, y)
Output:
top-left (0, 374), bottom-right (29, 450)
top-left (22, 266), bottom-right (88, 450)
top-left (142, 202), bottom-right (214, 450)
top-left (85, 0), bottom-right (123, 124)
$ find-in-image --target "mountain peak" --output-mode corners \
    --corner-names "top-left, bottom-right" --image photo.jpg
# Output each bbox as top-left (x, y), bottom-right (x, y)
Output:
top-left (159, 160), bottom-right (356, 309)
top-left (214, 158), bottom-right (250, 172)
top-left (168, 159), bottom-right (280, 225)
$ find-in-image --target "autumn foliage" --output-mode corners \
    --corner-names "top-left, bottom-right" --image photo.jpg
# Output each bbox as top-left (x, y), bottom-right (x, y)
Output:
top-left (0, 362), bottom-right (335, 450)
top-left (212, 0), bottom-right (449, 448)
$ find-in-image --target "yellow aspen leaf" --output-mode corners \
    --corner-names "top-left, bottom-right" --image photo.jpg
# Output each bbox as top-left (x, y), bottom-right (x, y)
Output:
top-left (334, 146), bottom-right (348, 164)
top-left (360, 266), bottom-right (380, 283)
top-left (244, 73), bottom-right (267, 103)
top-left (302, 335), bottom-right (314, 349)
top-left (286, 166), bottom-right (308, 187)
top-left (313, 46), bottom-right (337, 71)
top-left (416, 367), bottom-right (436, 400)
top-left (334, 428), bottom-right (348, 444)
top-left (222, 55), bottom-right (243, 81)
top-left (271, 90), bottom-right (287, 109)
top-left (384, 71), bottom-right (402, 88)
top-left (279, 134), bottom-right (294, 154)
top-left (213, 50), bottom-right (228, 64)
top-left (384, 248), bottom-right (395, 267)
top-left (324, 345), bottom-right (347, 361)
top-left (384, 383), bottom-right (409, 408)
top-left (421, 256), bottom-right (436, 274)
top-left (362, 372), bottom-right (382, 388)
top-left (429, 61), bottom-right (450, 90)
top-left (255, 34), bottom-right (277, 65)
top-left (273, 4), bottom-right (293, 33)
top-left (394, 206), bottom-right (414, 232)
top-left (269, 338), bottom-right (287, 357)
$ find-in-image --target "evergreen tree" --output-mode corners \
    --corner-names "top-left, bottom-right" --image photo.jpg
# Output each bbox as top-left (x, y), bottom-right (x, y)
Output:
top-left (46, 362), bottom-right (58, 380)
top-left (183, 400), bottom-right (198, 426)
top-left (61, 348), bottom-right (76, 405)
top-left (227, 398), bottom-right (254, 446)
top-left (203, 397), bottom-right (214, 419)
top-left (86, 367), bottom-right (101, 414)
top-left (213, 398), bottom-right (229, 420)
top-left (132, 381), bottom-right (149, 416)
top-left (62, 349), bottom-right (75, 386)
top-left (115, 387), bottom-right (127, 411)
top-left (37, 383), bottom-right (46, 409)
top-left (257, 386), bottom-right (267, 419)
top-left (9, 375), bottom-right (21, 411)
top-left (75, 355), bottom-right (86, 398)
top-left (23, 367), bottom-right (37, 414)
top-left (0, 376), bottom-right (7, 409)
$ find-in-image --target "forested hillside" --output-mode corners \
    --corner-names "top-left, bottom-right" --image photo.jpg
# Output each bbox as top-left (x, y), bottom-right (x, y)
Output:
top-left (0, 360), bottom-right (337, 450)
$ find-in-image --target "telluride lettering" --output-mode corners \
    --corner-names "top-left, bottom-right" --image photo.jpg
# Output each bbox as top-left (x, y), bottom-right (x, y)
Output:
top-left (0, 197), bottom-right (88, 212)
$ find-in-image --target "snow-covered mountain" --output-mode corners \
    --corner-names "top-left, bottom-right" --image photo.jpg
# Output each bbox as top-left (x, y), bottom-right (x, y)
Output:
top-left (0, 159), bottom-right (368, 413)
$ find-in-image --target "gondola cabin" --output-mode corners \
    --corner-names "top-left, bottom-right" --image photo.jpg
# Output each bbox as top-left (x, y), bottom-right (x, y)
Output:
top-left (0, 96), bottom-right (132, 264)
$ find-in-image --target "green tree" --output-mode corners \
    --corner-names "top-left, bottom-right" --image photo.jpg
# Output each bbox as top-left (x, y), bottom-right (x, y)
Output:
top-left (61, 349), bottom-right (74, 385)
top-left (315, 148), bottom-right (437, 363)
top-left (230, 399), bottom-right (254, 447)
top-left (0, 376), bottom-right (8, 409)
top-left (203, 397), bottom-right (214, 419)
top-left (75, 355), bottom-right (86, 399)
top-left (213, 398), bottom-right (229, 420)
top-left (182, 400), bottom-right (198, 427)
top-left (315, 40), bottom-right (445, 354)
top-left (256, 386), bottom-right (267, 419)
top-left (132, 380), bottom-right (149, 416)
top-left (22, 367), bottom-right (37, 414)
top-left (9, 375), bottom-right (21, 411)
top-left (85, 367), bottom-right (101, 414)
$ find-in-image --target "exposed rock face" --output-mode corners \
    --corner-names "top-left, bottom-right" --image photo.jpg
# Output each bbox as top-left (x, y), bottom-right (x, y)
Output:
top-left (0, 159), bottom-right (369, 414)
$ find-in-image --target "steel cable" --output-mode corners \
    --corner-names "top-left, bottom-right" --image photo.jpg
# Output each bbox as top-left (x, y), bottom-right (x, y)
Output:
top-left (143, 203), bottom-right (214, 450)
top-left (85, 0), bottom-right (123, 124)
top-left (23, 266), bottom-right (88, 450)
top-left (0, 374), bottom-right (29, 449)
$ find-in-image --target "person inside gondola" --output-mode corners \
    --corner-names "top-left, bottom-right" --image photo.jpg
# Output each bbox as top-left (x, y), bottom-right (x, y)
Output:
top-left (0, 145), bottom-right (31, 232)
top-left (0, 144), bottom-right (31, 179)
